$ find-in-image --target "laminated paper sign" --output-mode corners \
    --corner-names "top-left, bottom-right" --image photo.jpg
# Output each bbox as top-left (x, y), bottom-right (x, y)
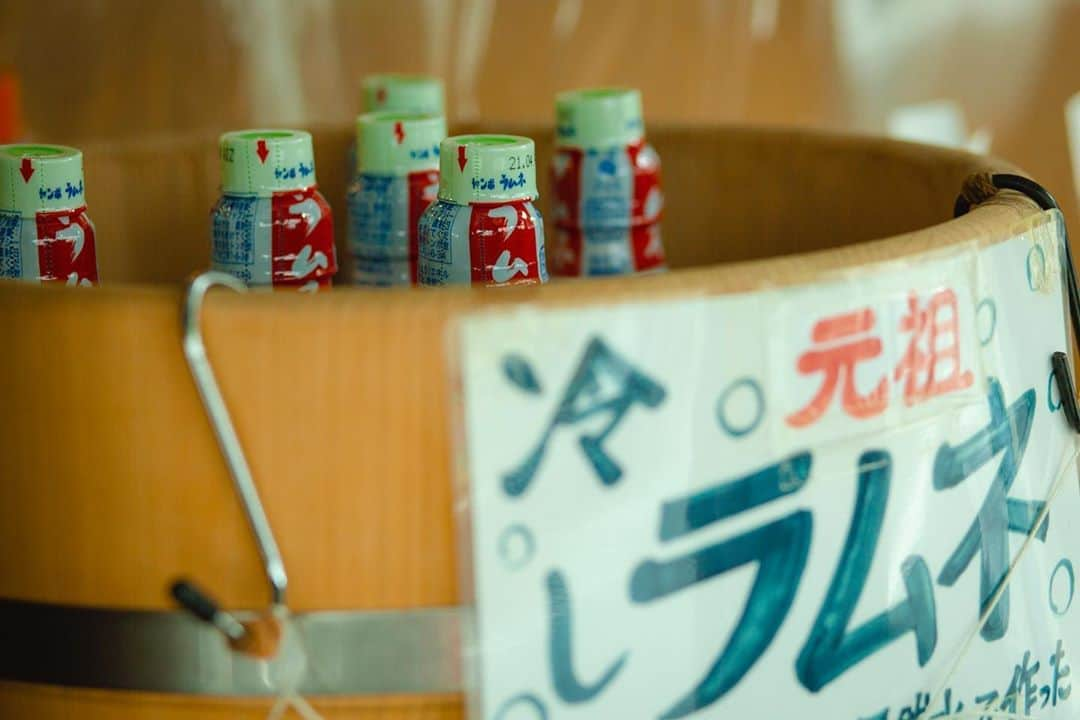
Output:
top-left (455, 211), bottom-right (1079, 719)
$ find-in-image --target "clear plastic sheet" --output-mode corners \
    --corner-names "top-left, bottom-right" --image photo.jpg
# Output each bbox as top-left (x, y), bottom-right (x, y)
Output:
top-left (453, 210), bottom-right (1080, 717)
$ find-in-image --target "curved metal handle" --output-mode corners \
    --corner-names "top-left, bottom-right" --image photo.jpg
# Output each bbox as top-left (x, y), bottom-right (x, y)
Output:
top-left (182, 271), bottom-right (288, 607)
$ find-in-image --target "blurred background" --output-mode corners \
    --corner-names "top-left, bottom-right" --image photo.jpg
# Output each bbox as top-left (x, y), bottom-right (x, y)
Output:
top-left (2, 0), bottom-right (1078, 226)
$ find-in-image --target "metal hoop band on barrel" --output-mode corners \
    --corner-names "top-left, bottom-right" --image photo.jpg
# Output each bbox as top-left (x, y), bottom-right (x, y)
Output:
top-left (0, 598), bottom-right (463, 695)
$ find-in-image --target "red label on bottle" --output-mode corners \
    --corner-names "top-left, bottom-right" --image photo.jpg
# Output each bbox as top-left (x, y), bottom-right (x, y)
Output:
top-left (35, 206), bottom-right (98, 285)
top-left (550, 224), bottom-right (665, 276)
top-left (468, 200), bottom-right (545, 286)
top-left (549, 141), bottom-right (664, 276)
top-left (628, 140), bottom-right (663, 227)
top-left (550, 226), bottom-right (583, 277)
top-left (551, 142), bottom-right (663, 231)
top-left (408, 169), bottom-right (440, 285)
top-left (271, 187), bottom-right (337, 285)
top-left (630, 223), bottom-right (666, 272)
top-left (274, 274), bottom-right (333, 292)
top-left (551, 147), bottom-right (584, 228)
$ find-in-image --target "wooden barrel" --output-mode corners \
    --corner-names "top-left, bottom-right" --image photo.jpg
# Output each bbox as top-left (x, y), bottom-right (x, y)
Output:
top-left (0, 125), bottom-right (1046, 718)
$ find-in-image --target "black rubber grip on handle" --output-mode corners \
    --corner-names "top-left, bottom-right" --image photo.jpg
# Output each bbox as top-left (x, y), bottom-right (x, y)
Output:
top-left (170, 578), bottom-right (220, 624)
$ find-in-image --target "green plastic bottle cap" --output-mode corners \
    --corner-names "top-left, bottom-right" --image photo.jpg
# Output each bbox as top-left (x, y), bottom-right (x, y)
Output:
top-left (363, 74), bottom-right (444, 115)
top-left (0, 144), bottom-right (85, 216)
top-left (555, 87), bottom-right (645, 148)
top-left (439, 135), bottom-right (537, 204)
top-left (219, 129), bottom-right (318, 196)
top-left (356, 112), bottom-right (446, 174)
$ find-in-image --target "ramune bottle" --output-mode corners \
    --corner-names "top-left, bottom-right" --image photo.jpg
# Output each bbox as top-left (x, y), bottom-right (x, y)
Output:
top-left (0, 143), bottom-right (99, 285)
top-left (211, 129), bottom-right (337, 291)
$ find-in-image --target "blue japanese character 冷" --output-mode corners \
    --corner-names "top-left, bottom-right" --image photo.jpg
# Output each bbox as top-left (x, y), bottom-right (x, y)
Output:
top-left (503, 337), bottom-right (666, 497)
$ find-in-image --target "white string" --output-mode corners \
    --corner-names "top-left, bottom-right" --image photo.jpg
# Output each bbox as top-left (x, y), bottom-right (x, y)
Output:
top-left (266, 696), bottom-right (290, 720)
top-left (924, 439), bottom-right (1080, 719)
top-left (264, 610), bottom-right (325, 720)
top-left (267, 693), bottom-right (322, 720)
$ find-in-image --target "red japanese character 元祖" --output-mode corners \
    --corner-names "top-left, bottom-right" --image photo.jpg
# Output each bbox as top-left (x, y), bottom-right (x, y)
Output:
top-left (894, 289), bottom-right (973, 404)
top-left (786, 308), bottom-right (888, 427)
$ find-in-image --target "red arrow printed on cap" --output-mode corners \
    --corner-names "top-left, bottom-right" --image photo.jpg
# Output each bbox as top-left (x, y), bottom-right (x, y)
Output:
top-left (394, 121), bottom-right (405, 144)
top-left (256, 139), bottom-right (269, 164)
top-left (19, 157), bottom-right (33, 182)
top-left (457, 145), bottom-right (467, 171)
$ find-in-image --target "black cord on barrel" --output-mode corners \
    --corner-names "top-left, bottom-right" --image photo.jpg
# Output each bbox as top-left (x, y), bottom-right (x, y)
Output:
top-left (955, 173), bottom-right (1080, 433)
top-left (169, 578), bottom-right (247, 642)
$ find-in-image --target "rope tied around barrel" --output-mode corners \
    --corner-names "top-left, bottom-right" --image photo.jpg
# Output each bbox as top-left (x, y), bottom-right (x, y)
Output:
top-left (954, 171), bottom-right (999, 216)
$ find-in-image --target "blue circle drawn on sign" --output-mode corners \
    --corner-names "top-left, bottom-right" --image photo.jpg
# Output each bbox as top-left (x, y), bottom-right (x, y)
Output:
top-left (976, 298), bottom-right (997, 347)
top-left (498, 524), bottom-right (536, 571)
top-left (1027, 244), bottom-right (1047, 291)
top-left (1050, 558), bottom-right (1075, 616)
top-left (1048, 368), bottom-right (1063, 413)
top-left (716, 377), bottom-right (765, 438)
top-left (494, 693), bottom-right (548, 720)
